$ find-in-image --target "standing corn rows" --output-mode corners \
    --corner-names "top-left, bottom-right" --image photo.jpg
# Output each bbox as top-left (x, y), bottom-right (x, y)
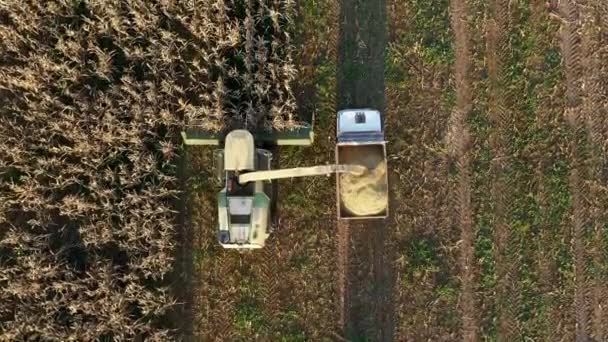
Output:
top-left (184, 0), bottom-right (298, 132)
top-left (0, 0), bottom-right (297, 339)
top-left (0, 1), bottom-right (184, 339)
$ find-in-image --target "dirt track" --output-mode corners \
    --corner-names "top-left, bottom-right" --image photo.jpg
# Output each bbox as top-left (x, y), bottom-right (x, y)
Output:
top-left (486, 0), bottom-right (517, 339)
top-left (559, 1), bottom-right (590, 340)
top-left (336, 0), bottom-right (394, 340)
top-left (581, 2), bottom-right (608, 340)
top-left (448, 0), bottom-right (477, 340)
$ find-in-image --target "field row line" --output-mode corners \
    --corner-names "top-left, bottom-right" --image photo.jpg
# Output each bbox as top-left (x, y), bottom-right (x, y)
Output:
top-left (559, 0), bottom-right (607, 340)
top-left (486, 0), bottom-right (518, 340)
top-left (448, 0), bottom-right (477, 340)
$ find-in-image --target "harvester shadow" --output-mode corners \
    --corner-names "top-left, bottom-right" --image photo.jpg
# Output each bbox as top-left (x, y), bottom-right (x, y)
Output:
top-left (166, 148), bottom-right (194, 340)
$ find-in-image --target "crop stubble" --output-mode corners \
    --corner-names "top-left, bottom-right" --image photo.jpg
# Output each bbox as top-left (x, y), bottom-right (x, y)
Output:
top-left (384, 0), bottom-right (457, 339)
top-left (522, 1), bottom-right (571, 338)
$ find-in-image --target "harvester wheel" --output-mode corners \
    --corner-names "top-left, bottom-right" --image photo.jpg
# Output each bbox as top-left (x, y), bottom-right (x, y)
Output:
top-left (269, 180), bottom-right (279, 233)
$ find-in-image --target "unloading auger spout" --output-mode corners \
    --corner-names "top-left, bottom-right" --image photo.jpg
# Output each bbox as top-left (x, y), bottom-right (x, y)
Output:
top-left (238, 164), bottom-right (367, 184)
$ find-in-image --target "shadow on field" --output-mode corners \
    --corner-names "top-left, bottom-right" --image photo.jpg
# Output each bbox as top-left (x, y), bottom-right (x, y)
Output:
top-left (336, 0), bottom-right (395, 340)
top-left (167, 148), bottom-right (194, 340)
top-left (337, 0), bottom-right (386, 112)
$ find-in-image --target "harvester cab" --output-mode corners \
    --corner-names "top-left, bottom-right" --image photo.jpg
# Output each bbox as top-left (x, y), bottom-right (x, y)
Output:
top-left (215, 130), bottom-right (274, 248)
top-left (182, 109), bottom-right (388, 249)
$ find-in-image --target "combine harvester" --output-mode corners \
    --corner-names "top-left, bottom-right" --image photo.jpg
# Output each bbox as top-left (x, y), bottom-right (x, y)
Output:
top-left (182, 109), bottom-right (388, 248)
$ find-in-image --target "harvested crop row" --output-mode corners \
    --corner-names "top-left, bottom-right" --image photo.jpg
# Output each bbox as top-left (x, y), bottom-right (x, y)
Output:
top-left (448, 0), bottom-right (477, 340)
top-left (485, 0), bottom-right (517, 339)
top-left (558, 1), bottom-right (594, 340)
top-left (185, 148), bottom-right (240, 340)
top-left (580, 1), bottom-right (608, 340)
top-left (384, 0), bottom-right (456, 339)
top-left (523, 2), bottom-right (572, 338)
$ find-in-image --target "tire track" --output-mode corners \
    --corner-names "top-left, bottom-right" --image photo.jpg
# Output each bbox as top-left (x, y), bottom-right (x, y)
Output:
top-left (558, 1), bottom-right (590, 340)
top-left (581, 2), bottom-right (608, 340)
top-left (257, 239), bottom-right (281, 330)
top-left (535, 162), bottom-right (562, 338)
top-left (448, 0), bottom-right (477, 340)
top-left (486, 0), bottom-right (517, 339)
top-left (186, 149), bottom-right (238, 341)
top-left (208, 252), bottom-right (239, 342)
top-left (337, 220), bottom-right (349, 329)
top-left (339, 218), bottom-right (395, 341)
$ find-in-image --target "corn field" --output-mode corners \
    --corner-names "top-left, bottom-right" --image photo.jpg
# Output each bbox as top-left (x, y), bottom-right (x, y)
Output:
top-left (2, 0), bottom-right (608, 340)
top-left (0, 0), bottom-right (297, 339)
